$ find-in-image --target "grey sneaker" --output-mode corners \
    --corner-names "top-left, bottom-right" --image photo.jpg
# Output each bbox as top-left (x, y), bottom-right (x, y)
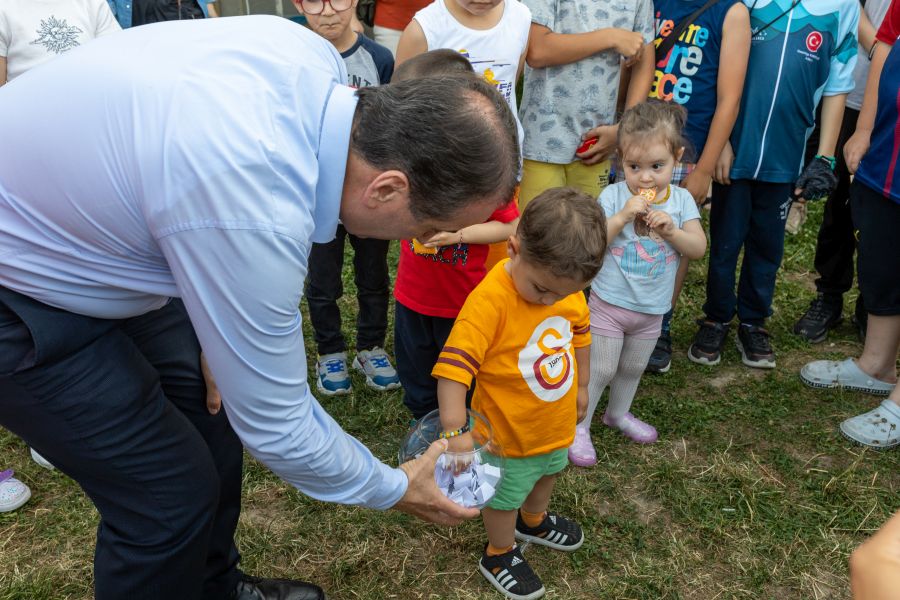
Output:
top-left (352, 347), bottom-right (401, 391)
top-left (316, 352), bottom-right (351, 396)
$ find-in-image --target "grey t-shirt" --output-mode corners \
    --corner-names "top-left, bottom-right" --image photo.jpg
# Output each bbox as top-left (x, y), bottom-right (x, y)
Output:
top-left (519, 0), bottom-right (655, 164)
top-left (342, 32), bottom-right (394, 88)
top-left (847, 0), bottom-right (891, 110)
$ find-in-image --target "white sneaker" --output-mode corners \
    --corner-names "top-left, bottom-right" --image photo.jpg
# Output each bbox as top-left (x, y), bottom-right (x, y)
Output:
top-left (315, 352), bottom-right (352, 396)
top-left (0, 469), bottom-right (31, 512)
top-left (840, 400), bottom-right (900, 450)
top-left (30, 448), bottom-right (55, 471)
top-left (352, 347), bottom-right (401, 391)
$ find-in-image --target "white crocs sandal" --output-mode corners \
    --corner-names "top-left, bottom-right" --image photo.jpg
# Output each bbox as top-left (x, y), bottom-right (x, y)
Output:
top-left (840, 400), bottom-right (900, 450)
top-left (800, 358), bottom-right (895, 396)
top-left (0, 469), bottom-right (31, 512)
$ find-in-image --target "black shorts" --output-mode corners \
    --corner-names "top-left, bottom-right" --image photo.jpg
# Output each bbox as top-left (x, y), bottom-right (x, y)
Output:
top-left (850, 180), bottom-right (900, 316)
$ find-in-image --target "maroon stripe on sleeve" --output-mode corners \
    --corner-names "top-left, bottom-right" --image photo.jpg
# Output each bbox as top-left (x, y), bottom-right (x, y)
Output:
top-left (436, 357), bottom-right (476, 379)
top-left (441, 347), bottom-right (481, 370)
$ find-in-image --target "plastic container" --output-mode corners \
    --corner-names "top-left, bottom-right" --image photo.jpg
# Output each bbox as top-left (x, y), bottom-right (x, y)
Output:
top-left (399, 409), bottom-right (505, 509)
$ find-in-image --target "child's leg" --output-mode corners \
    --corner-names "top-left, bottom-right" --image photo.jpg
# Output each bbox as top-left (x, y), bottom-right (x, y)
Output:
top-left (736, 181), bottom-right (794, 326)
top-left (348, 235), bottom-right (391, 351)
top-left (394, 302), bottom-right (451, 419)
top-left (579, 335), bottom-right (622, 430)
top-left (703, 180), bottom-right (753, 324)
top-left (603, 333), bottom-right (658, 443)
top-left (519, 160), bottom-right (565, 210)
top-left (564, 159), bottom-right (612, 199)
top-left (482, 507), bottom-right (519, 552)
top-left (305, 226), bottom-right (348, 355)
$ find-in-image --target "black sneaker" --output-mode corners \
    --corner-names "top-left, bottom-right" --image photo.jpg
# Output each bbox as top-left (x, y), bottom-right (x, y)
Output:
top-left (736, 324), bottom-right (776, 369)
top-left (793, 294), bottom-right (842, 343)
top-left (478, 545), bottom-right (545, 600)
top-left (230, 574), bottom-right (326, 600)
top-left (687, 319), bottom-right (729, 366)
top-left (514, 511), bottom-right (584, 551)
top-left (645, 332), bottom-right (672, 374)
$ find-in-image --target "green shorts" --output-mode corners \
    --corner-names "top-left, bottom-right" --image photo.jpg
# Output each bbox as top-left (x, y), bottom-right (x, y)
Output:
top-left (485, 448), bottom-right (569, 511)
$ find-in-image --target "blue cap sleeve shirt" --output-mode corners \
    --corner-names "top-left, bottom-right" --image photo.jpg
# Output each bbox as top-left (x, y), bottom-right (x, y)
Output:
top-left (0, 16), bottom-right (408, 510)
top-left (650, 0), bottom-right (742, 161)
top-left (729, 0), bottom-right (859, 183)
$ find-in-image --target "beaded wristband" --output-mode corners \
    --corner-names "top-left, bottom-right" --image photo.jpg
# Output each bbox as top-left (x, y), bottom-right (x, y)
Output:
top-left (438, 422), bottom-right (471, 439)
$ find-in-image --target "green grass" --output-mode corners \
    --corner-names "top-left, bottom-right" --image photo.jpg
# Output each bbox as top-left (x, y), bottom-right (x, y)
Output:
top-left (1, 202), bottom-right (898, 599)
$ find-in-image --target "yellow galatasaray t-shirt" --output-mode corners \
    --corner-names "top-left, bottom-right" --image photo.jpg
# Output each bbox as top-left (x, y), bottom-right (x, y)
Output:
top-left (431, 259), bottom-right (591, 458)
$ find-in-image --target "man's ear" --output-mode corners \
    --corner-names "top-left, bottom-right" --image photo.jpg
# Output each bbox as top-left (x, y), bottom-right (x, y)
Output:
top-left (362, 170), bottom-right (409, 208)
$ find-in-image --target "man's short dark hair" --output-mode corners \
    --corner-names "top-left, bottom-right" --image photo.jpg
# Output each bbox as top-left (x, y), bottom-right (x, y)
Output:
top-left (392, 49), bottom-right (475, 82)
top-left (518, 187), bottom-right (607, 283)
top-left (351, 75), bottom-right (520, 221)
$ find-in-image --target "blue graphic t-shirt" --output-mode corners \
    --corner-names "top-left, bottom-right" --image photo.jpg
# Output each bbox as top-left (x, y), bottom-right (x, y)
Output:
top-left (592, 182), bottom-right (701, 315)
top-left (855, 7), bottom-right (900, 204)
top-left (729, 0), bottom-right (858, 183)
top-left (650, 0), bottom-right (741, 161)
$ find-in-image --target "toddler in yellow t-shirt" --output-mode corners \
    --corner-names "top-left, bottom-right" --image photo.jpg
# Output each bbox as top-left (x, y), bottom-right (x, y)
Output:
top-left (431, 187), bottom-right (607, 600)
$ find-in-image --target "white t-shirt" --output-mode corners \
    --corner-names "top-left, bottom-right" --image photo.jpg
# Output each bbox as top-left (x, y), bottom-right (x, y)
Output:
top-left (847, 0), bottom-right (892, 110)
top-left (592, 182), bottom-right (701, 315)
top-left (0, 0), bottom-right (120, 82)
top-left (414, 0), bottom-right (531, 121)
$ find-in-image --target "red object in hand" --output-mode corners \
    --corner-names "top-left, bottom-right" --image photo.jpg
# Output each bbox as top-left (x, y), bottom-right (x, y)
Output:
top-left (576, 137), bottom-right (599, 155)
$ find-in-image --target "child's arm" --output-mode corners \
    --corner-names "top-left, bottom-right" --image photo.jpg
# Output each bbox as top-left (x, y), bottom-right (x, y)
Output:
top-left (0, 57), bottom-right (6, 86)
top-left (437, 378), bottom-right (473, 453)
top-left (574, 344), bottom-right (590, 423)
top-left (422, 218), bottom-right (519, 248)
top-left (644, 213), bottom-right (707, 260)
top-left (525, 23), bottom-right (644, 68)
top-left (607, 195), bottom-right (649, 240)
top-left (845, 42), bottom-right (891, 173)
top-left (623, 44), bottom-right (655, 108)
top-left (680, 3), bottom-right (750, 204)
top-left (395, 20), bottom-right (429, 66)
top-left (857, 4), bottom-right (877, 55)
top-left (794, 93), bottom-right (847, 200)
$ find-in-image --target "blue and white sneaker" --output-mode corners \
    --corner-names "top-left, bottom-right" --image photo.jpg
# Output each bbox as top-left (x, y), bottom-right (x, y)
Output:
top-left (316, 352), bottom-right (352, 396)
top-left (352, 347), bottom-right (401, 391)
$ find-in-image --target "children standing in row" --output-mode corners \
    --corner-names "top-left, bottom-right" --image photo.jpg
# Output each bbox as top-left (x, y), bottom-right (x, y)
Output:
top-left (518, 0), bottom-right (656, 208)
top-left (570, 101), bottom-right (706, 465)
top-left (390, 51), bottom-right (522, 419)
top-left (689, 0), bottom-right (859, 370)
top-left (433, 188), bottom-right (606, 600)
top-left (296, 0), bottom-right (402, 396)
top-left (643, 0), bottom-right (751, 373)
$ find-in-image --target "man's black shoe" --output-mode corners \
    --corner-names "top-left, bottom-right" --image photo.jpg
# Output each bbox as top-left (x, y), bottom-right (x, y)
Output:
top-left (793, 294), bottom-right (842, 343)
top-left (645, 332), bottom-right (672, 374)
top-left (230, 574), bottom-right (326, 600)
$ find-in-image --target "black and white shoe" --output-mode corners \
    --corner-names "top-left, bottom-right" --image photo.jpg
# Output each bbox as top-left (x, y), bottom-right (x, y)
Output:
top-left (514, 511), bottom-right (584, 552)
top-left (479, 546), bottom-right (545, 600)
top-left (736, 323), bottom-right (776, 369)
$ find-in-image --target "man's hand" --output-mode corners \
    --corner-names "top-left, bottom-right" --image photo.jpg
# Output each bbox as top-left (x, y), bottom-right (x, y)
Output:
top-left (680, 168), bottom-right (712, 205)
top-left (576, 385), bottom-right (589, 423)
top-left (851, 510), bottom-right (900, 599)
top-left (844, 128), bottom-right (872, 175)
top-left (395, 439), bottom-right (480, 525)
top-left (577, 124), bottom-right (617, 165)
top-left (200, 352), bottom-right (221, 415)
top-left (794, 156), bottom-right (837, 201)
top-left (611, 29), bottom-right (645, 60)
top-left (714, 141), bottom-right (734, 185)
top-left (645, 209), bottom-right (675, 237)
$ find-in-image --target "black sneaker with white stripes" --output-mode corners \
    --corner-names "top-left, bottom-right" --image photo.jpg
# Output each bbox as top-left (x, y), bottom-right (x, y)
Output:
top-left (514, 511), bottom-right (584, 551)
top-left (478, 545), bottom-right (545, 600)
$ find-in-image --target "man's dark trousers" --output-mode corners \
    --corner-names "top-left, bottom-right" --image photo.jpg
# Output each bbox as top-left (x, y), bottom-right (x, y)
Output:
top-left (0, 288), bottom-right (242, 599)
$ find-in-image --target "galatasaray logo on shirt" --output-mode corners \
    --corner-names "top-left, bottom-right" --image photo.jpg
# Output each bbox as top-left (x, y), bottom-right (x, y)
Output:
top-left (518, 316), bottom-right (575, 402)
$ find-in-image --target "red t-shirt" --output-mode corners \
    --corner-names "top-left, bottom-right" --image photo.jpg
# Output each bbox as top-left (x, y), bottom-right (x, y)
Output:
top-left (393, 200), bottom-right (519, 319)
top-left (373, 0), bottom-right (433, 31)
